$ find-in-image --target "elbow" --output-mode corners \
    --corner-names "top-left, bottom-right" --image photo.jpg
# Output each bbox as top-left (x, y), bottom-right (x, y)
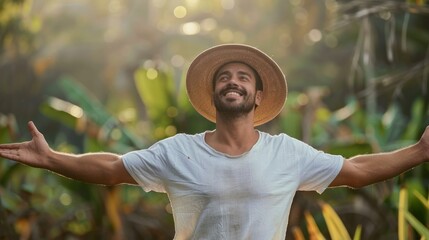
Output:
top-left (346, 174), bottom-right (378, 189)
top-left (348, 181), bottom-right (366, 189)
top-left (331, 173), bottom-right (366, 189)
top-left (97, 162), bottom-right (125, 186)
top-left (103, 170), bottom-right (126, 186)
top-left (338, 160), bottom-right (374, 189)
top-left (91, 174), bottom-right (120, 186)
top-left (103, 158), bottom-right (136, 186)
top-left (104, 178), bottom-right (121, 187)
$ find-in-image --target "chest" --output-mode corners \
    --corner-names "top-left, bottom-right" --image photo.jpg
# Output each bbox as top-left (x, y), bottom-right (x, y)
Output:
top-left (165, 152), bottom-right (300, 200)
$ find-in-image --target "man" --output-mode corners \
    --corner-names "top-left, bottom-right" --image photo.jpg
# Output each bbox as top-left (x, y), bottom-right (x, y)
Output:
top-left (0, 44), bottom-right (428, 239)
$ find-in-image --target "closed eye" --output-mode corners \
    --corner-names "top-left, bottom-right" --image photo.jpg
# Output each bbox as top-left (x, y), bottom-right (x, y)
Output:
top-left (239, 75), bottom-right (250, 81)
top-left (216, 72), bottom-right (231, 82)
top-left (238, 72), bottom-right (251, 82)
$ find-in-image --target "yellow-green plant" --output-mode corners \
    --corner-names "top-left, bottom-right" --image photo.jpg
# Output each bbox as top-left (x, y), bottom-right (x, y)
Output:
top-left (398, 187), bottom-right (429, 240)
top-left (293, 201), bottom-right (362, 240)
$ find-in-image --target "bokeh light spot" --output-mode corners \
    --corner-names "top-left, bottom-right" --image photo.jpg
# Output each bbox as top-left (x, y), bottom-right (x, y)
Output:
top-left (165, 125), bottom-right (177, 136)
top-left (174, 6), bottom-right (187, 18)
top-left (308, 29), bottom-right (322, 42)
top-left (181, 22), bottom-right (200, 35)
top-left (146, 68), bottom-right (158, 80)
top-left (60, 193), bottom-right (72, 206)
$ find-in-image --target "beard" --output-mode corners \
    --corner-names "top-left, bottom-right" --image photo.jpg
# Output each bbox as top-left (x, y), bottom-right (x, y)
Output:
top-left (213, 86), bottom-right (256, 117)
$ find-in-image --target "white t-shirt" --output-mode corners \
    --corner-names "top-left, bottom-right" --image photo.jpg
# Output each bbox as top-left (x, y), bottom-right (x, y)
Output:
top-left (122, 131), bottom-right (344, 240)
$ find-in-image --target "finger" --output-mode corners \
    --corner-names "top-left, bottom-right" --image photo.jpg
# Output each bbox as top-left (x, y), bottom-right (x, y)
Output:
top-left (0, 144), bottom-right (21, 157)
top-left (28, 121), bottom-right (41, 138)
top-left (0, 149), bottom-right (19, 160)
top-left (0, 142), bottom-right (23, 149)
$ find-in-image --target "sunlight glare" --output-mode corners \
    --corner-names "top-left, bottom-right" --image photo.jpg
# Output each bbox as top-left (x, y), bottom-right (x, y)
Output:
top-left (181, 22), bottom-right (200, 35)
top-left (69, 105), bottom-right (84, 118)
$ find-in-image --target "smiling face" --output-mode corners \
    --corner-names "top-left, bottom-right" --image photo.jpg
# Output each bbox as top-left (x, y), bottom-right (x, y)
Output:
top-left (212, 62), bottom-right (263, 117)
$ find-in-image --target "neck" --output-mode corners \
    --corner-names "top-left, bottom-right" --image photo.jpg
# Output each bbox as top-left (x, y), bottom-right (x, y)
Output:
top-left (205, 113), bottom-right (259, 156)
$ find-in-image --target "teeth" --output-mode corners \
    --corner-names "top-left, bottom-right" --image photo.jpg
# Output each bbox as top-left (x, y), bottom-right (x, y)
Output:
top-left (226, 92), bottom-right (241, 96)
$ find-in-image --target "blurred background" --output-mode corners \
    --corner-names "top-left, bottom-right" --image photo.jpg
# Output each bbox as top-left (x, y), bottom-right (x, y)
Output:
top-left (1, 0), bottom-right (429, 239)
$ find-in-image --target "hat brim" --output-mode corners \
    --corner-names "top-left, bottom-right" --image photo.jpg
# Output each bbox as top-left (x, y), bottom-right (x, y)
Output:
top-left (186, 44), bottom-right (287, 126)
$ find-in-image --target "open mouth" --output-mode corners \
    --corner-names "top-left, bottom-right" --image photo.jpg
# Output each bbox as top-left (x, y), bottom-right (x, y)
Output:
top-left (221, 88), bottom-right (245, 97)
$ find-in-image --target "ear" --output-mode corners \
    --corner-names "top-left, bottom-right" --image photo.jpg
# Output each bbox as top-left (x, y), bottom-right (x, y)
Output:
top-left (255, 90), bottom-right (263, 107)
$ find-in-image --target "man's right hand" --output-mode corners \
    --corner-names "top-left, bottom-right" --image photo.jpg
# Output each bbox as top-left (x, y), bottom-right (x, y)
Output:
top-left (0, 121), bottom-right (51, 168)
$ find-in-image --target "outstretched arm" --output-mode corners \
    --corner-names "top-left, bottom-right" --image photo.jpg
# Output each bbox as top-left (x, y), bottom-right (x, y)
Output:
top-left (330, 126), bottom-right (429, 188)
top-left (0, 121), bottom-right (136, 186)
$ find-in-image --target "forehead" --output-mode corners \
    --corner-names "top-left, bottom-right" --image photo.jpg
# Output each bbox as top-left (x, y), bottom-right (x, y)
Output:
top-left (216, 62), bottom-right (256, 76)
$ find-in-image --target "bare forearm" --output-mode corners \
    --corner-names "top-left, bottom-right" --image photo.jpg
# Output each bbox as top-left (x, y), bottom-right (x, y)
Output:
top-left (333, 142), bottom-right (428, 188)
top-left (0, 121), bottom-right (135, 185)
top-left (45, 150), bottom-right (124, 185)
top-left (355, 146), bottom-right (422, 185)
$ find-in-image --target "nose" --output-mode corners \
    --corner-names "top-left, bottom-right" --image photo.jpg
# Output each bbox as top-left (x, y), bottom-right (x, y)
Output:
top-left (227, 81), bottom-right (238, 87)
top-left (226, 74), bottom-right (239, 86)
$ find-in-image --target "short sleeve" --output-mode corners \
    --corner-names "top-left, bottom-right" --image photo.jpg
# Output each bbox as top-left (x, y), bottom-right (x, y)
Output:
top-left (294, 140), bottom-right (344, 194)
top-left (121, 142), bottom-right (167, 193)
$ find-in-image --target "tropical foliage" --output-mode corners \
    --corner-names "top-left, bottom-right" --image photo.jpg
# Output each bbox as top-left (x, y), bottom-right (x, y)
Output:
top-left (1, 0), bottom-right (429, 239)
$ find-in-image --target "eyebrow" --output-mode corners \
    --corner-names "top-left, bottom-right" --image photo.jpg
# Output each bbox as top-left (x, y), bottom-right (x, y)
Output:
top-left (215, 70), bottom-right (253, 79)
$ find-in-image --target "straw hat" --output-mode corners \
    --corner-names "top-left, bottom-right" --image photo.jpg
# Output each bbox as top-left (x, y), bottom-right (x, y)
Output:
top-left (186, 44), bottom-right (287, 126)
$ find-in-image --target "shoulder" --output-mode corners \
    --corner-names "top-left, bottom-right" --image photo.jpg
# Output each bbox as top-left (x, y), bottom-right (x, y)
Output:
top-left (258, 131), bottom-right (313, 151)
top-left (258, 131), bottom-right (294, 144)
top-left (160, 132), bottom-right (203, 143)
top-left (153, 132), bottom-right (204, 149)
top-left (125, 133), bottom-right (204, 159)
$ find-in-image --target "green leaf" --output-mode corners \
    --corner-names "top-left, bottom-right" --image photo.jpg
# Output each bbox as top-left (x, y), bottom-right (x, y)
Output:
top-left (384, 102), bottom-right (409, 143)
top-left (413, 190), bottom-right (429, 209)
top-left (39, 97), bottom-right (83, 130)
top-left (405, 211), bottom-right (429, 238)
top-left (352, 225), bottom-right (362, 240)
top-left (134, 68), bottom-right (175, 126)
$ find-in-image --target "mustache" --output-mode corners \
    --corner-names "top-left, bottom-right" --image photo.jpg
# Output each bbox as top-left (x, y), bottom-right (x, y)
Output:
top-left (219, 86), bottom-right (247, 96)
